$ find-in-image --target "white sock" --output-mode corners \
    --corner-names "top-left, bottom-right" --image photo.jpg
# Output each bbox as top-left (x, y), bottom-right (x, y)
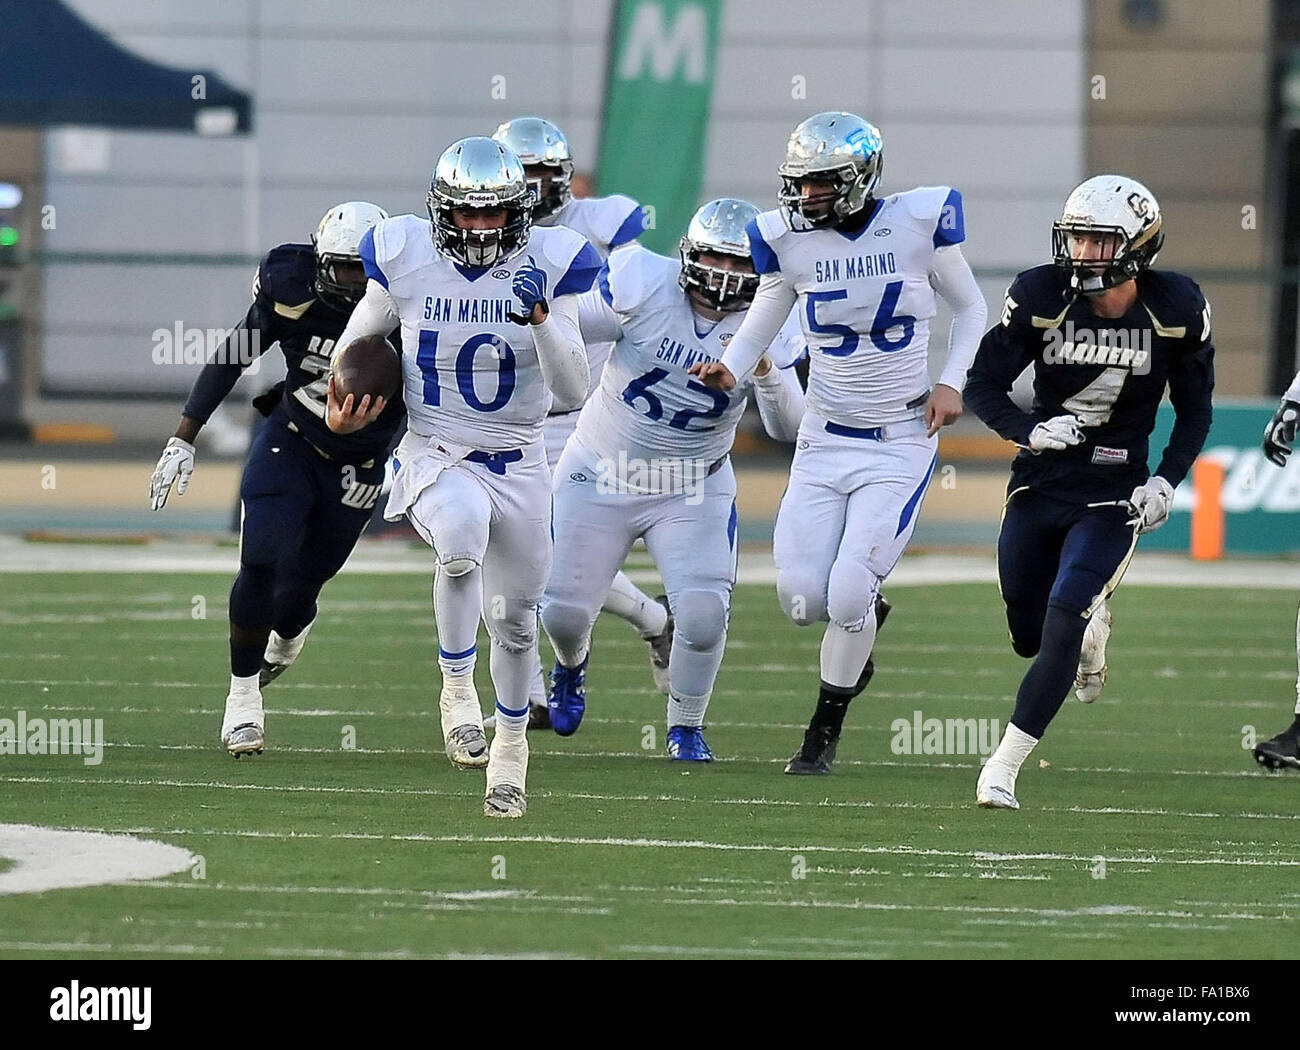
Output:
top-left (819, 612), bottom-right (878, 688)
top-left (487, 706), bottom-right (529, 792)
top-left (667, 691), bottom-right (709, 729)
top-left (228, 672), bottom-right (260, 698)
top-left (434, 567), bottom-right (481, 677)
top-left (603, 572), bottom-right (668, 638)
top-left (266, 620), bottom-right (313, 663)
top-left (986, 722), bottom-right (1039, 777)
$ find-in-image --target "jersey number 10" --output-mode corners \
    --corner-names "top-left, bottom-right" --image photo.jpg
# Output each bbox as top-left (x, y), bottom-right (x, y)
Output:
top-left (417, 330), bottom-right (516, 412)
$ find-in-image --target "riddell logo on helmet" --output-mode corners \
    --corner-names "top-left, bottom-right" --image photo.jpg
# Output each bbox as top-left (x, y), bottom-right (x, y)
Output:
top-left (1042, 322), bottom-right (1151, 375)
top-left (463, 192), bottom-right (501, 206)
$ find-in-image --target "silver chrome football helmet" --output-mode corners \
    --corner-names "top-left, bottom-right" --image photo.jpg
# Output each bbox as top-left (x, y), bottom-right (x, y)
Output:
top-left (1051, 174), bottom-right (1164, 294)
top-left (778, 111), bottom-right (883, 231)
top-left (492, 117), bottom-right (574, 222)
top-left (311, 201), bottom-right (388, 309)
top-left (427, 137), bottom-right (534, 267)
top-left (678, 198), bottom-right (761, 312)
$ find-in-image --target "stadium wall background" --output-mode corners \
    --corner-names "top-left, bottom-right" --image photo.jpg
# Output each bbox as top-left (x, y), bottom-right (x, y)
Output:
top-left (5, 0), bottom-right (1274, 440)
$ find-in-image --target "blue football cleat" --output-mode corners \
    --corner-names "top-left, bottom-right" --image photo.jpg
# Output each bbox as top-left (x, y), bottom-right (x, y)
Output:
top-left (547, 658), bottom-right (588, 737)
top-left (666, 725), bottom-right (713, 762)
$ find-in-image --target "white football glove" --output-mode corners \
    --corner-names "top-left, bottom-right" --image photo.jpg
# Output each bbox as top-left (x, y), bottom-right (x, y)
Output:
top-left (149, 437), bottom-right (196, 510)
top-left (1126, 475), bottom-right (1174, 534)
top-left (1027, 414), bottom-right (1086, 454)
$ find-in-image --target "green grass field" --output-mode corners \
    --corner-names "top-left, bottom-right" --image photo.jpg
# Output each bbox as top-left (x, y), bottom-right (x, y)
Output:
top-left (1, 567), bottom-right (1298, 959)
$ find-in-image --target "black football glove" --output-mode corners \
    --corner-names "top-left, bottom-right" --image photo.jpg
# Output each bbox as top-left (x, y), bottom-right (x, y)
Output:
top-left (1263, 399), bottom-right (1300, 467)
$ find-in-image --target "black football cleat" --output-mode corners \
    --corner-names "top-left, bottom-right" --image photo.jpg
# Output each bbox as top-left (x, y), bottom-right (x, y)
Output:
top-left (1253, 723), bottom-right (1300, 771)
top-left (258, 659), bottom-right (287, 689)
top-left (784, 725), bottom-right (839, 775)
top-left (527, 704), bottom-right (552, 731)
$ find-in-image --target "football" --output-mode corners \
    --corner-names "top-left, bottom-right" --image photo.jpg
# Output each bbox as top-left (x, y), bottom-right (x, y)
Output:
top-left (331, 334), bottom-right (401, 405)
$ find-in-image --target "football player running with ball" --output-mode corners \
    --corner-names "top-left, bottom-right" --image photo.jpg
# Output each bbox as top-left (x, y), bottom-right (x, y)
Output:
top-left (965, 176), bottom-right (1214, 809)
top-left (337, 138), bottom-right (601, 818)
top-left (542, 199), bottom-right (805, 757)
top-left (490, 117), bottom-right (673, 725)
top-left (693, 112), bottom-right (987, 775)
top-left (149, 202), bottom-right (402, 758)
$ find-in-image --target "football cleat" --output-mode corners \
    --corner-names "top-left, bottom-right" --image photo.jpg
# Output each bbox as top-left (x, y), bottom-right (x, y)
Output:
top-left (1253, 723), bottom-right (1300, 771)
top-left (483, 784), bottom-right (527, 819)
top-left (1075, 601), bottom-right (1112, 703)
top-left (666, 725), bottom-right (713, 762)
top-left (976, 762), bottom-right (1021, 810)
top-left (484, 731), bottom-right (528, 817)
top-left (259, 620), bottom-right (314, 688)
top-left (224, 723), bottom-right (265, 758)
top-left (645, 595), bottom-right (674, 695)
top-left (221, 690), bottom-right (265, 758)
top-left (440, 679), bottom-right (487, 768)
top-left (445, 724), bottom-right (489, 768)
top-left (784, 725), bottom-right (838, 775)
top-left (547, 657), bottom-right (588, 737)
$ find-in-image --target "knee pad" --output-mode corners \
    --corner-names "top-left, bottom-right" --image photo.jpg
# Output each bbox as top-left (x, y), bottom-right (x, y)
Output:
top-left (674, 589), bottom-right (728, 652)
top-left (826, 559), bottom-right (880, 631)
top-left (438, 554), bottom-right (480, 578)
top-left (540, 600), bottom-right (593, 651)
top-left (777, 571), bottom-right (827, 626)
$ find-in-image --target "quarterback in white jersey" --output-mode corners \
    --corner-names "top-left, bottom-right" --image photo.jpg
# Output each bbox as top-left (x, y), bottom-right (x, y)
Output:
top-left (491, 117), bottom-right (675, 722)
top-left (339, 137), bottom-right (601, 819)
top-left (542, 199), bottom-right (804, 759)
top-left (694, 112), bottom-right (988, 775)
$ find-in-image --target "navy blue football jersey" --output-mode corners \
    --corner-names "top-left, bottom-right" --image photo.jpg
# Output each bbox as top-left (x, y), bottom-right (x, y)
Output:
top-left (964, 264), bottom-right (1214, 503)
top-left (183, 243), bottom-right (404, 462)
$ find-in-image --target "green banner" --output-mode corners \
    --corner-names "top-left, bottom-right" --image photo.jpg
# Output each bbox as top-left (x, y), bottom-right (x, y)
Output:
top-left (1144, 400), bottom-right (1300, 555)
top-left (596, 0), bottom-right (721, 254)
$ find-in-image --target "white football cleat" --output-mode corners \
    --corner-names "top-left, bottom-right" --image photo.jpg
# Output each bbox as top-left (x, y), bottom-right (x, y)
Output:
top-left (976, 761), bottom-right (1021, 810)
top-left (483, 731), bottom-right (528, 818)
top-left (260, 619), bottom-right (315, 688)
top-left (1075, 601), bottom-right (1112, 704)
top-left (440, 679), bottom-right (488, 769)
top-left (221, 689), bottom-right (265, 758)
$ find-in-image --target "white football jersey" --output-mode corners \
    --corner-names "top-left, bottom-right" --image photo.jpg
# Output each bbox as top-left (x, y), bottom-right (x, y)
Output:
top-left (574, 245), bottom-right (759, 466)
top-left (751, 185), bottom-right (964, 426)
top-left (541, 194), bottom-right (647, 401)
top-left (543, 194), bottom-right (646, 258)
top-left (360, 214), bottom-right (600, 450)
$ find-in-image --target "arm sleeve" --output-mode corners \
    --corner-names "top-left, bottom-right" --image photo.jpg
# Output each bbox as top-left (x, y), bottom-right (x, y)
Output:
top-left (963, 305), bottom-right (1039, 447)
top-left (181, 300), bottom-right (276, 424)
top-left (576, 284), bottom-right (624, 345)
top-left (720, 272), bottom-right (798, 382)
top-left (338, 278), bottom-right (401, 348)
top-left (750, 360), bottom-right (805, 442)
top-left (531, 294), bottom-right (589, 411)
top-left (1154, 332), bottom-right (1215, 487)
top-left (1284, 369), bottom-right (1300, 404)
top-left (928, 244), bottom-right (987, 392)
